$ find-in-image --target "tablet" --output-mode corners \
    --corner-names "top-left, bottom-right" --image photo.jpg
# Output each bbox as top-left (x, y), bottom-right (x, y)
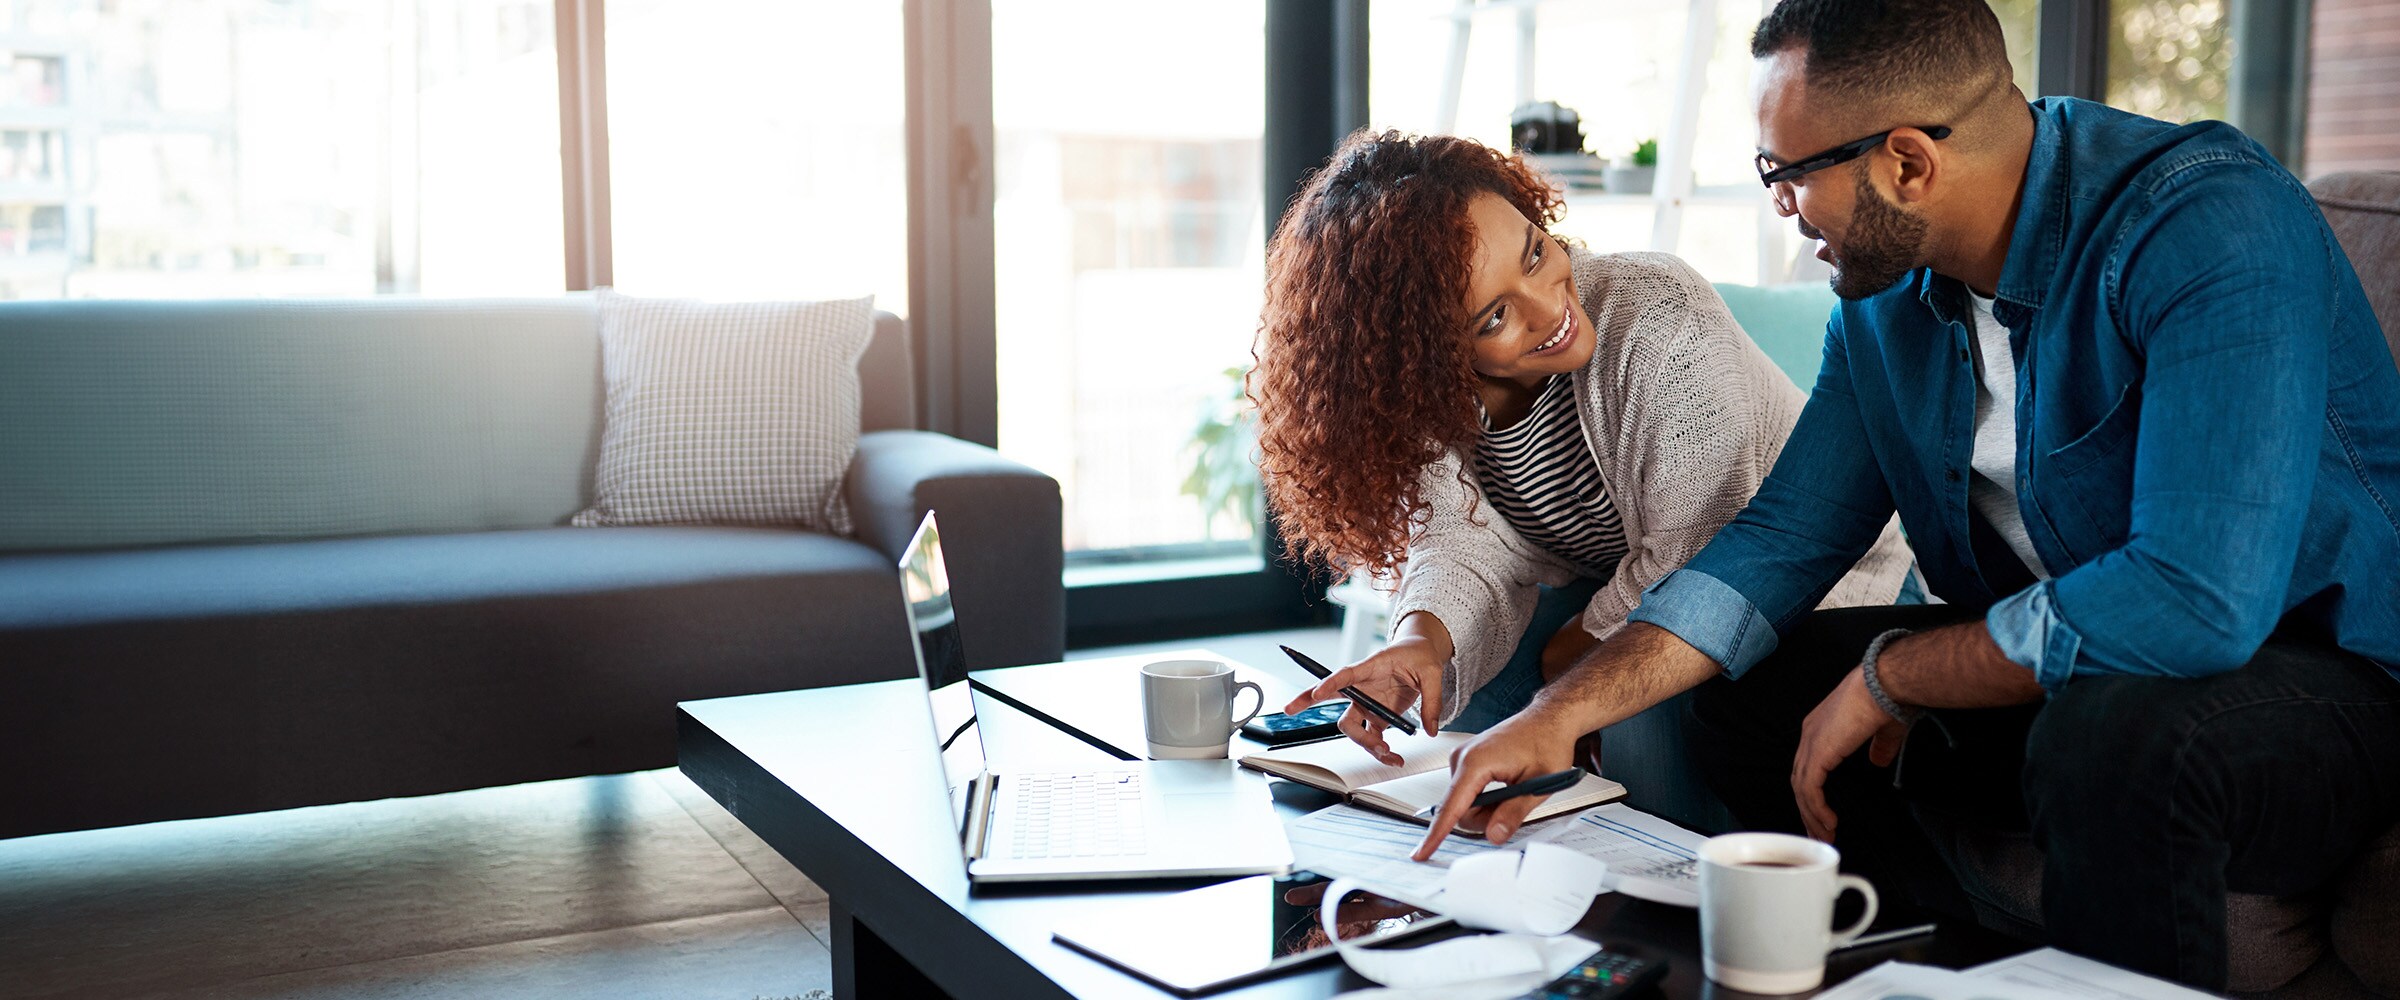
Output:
top-left (1052, 870), bottom-right (1452, 995)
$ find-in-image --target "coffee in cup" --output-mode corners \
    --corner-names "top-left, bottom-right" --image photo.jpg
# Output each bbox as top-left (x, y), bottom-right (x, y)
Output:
top-left (1139, 659), bottom-right (1265, 759)
top-left (1696, 832), bottom-right (1878, 993)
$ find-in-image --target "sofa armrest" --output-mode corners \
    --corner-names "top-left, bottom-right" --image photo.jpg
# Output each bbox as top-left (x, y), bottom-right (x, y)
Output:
top-left (846, 430), bottom-right (1064, 668)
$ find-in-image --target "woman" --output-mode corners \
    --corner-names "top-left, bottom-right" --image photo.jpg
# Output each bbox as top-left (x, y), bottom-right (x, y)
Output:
top-left (1252, 130), bottom-right (1914, 766)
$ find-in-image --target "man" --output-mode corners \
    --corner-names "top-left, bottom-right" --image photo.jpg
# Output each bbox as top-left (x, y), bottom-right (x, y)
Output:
top-left (1294, 0), bottom-right (2400, 987)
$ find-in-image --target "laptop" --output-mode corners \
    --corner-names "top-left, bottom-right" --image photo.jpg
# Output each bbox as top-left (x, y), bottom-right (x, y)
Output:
top-left (897, 511), bottom-right (1294, 883)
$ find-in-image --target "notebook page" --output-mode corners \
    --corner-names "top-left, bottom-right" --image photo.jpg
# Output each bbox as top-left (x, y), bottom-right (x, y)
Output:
top-left (1354, 768), bottom-right (1464, 817)
top-left (1240, 730), bottom-right (1470, 793)
top-left (1357, 770), bottom-right (1630, 824)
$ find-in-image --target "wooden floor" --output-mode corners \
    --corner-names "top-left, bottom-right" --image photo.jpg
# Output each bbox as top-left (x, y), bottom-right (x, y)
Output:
top-left (2, 626), bottom-right (1341, 1000)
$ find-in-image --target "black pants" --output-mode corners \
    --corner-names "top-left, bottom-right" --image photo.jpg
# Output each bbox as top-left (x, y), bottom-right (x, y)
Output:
top-left (1685, 605), bottom-right (2400, 990)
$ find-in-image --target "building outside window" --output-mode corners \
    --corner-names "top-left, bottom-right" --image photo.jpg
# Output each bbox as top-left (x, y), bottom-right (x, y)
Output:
top-left (0, 0), bottom-right (561, 300)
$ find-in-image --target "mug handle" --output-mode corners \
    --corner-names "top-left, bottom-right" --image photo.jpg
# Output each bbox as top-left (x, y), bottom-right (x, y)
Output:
top-left (1227, 680), bottom-right (1266, 735)
top-left (1828, 874), bottom-right (1880, 949)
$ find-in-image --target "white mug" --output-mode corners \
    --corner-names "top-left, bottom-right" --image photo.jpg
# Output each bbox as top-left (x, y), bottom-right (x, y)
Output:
top-left (1139, 659), bottom-right (1264, 760)
top-left (1697, 832), bottom-right (1879, 994)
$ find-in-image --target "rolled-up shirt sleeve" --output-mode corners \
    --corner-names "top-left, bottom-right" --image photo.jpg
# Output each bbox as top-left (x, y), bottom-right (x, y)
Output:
top-left (1627, 568), bottom-right (1784, 678)
top-left (1984, 582), bottom-right (2083, 692)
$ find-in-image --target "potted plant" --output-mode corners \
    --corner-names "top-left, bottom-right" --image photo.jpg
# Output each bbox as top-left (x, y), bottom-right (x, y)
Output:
top-left (1604, 139), bottom-right (1659, 194)
top-left (1180, 365), bottom-right (1263, 550)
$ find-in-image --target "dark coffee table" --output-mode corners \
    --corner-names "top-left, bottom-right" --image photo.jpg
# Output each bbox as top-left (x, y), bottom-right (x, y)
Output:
top-left (677, 650), bottom-right (2026, 999)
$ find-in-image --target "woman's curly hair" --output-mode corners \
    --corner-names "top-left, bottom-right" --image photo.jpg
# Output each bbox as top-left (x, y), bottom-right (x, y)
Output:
top-left (1251, 129), bottom-right (1564, 577)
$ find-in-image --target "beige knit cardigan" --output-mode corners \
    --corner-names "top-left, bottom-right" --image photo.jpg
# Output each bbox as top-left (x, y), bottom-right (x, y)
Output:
top-left (1388, 248), bottom-right (1918, 725)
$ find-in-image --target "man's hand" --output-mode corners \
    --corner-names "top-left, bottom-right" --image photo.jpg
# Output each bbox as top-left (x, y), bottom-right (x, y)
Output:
top-left (1791, 666), bottom-right (1907, 843)
top-left (1410, 711), bottom-right (1576, 860)
top-left (1285, 634), bottom-right (1448, 766)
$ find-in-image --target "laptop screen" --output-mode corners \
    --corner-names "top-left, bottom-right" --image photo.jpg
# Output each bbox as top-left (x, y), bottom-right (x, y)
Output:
top-left (899, 512), bottom-right (983, 831)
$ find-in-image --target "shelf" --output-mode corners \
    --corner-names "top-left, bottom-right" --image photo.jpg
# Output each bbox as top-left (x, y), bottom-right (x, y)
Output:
top-left (1562, 185), bottom-right (1770, 209)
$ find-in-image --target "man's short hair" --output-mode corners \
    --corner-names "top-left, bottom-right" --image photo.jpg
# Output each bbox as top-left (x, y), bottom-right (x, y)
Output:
top-left (1752, 0), bottom-right (2011, 107)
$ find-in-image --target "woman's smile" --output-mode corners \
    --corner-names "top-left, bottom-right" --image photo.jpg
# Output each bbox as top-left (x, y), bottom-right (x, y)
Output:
top-left (1527, 290), bottom-right (1578, 357)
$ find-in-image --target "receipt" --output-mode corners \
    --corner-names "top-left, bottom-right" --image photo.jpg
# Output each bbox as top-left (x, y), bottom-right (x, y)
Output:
top-left (1436, 845), bottom-right (1608, 935)
top-left (1320, 844), bottom-right (1607, 998)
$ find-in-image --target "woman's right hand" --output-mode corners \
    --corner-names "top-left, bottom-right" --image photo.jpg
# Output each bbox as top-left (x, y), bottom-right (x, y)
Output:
top-left (1283, 633), bottom-right (1449, 766)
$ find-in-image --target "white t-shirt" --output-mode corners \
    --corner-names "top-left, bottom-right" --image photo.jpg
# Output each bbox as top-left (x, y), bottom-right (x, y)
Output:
top-left (1967, 291), bottom-right (2050, 580)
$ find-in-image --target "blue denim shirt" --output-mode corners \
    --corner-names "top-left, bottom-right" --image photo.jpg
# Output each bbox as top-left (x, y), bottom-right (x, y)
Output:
top-left (1629, 98), bottom-right (2400, 690)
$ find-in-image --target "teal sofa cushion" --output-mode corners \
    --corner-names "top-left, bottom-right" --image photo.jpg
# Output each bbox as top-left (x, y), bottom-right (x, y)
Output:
top-left (1712, 281), bottom-right (1839, 386)
top-left (0, 298), bottom-right (605, 552)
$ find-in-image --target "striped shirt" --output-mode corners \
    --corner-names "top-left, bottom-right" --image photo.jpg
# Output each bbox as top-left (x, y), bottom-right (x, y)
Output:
top-left (1474, 374), bottom-right (1630, 578)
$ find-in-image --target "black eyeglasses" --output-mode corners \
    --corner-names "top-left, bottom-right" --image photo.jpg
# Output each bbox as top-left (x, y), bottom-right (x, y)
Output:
top-left (1755, 125), bottom-right (1952, 187)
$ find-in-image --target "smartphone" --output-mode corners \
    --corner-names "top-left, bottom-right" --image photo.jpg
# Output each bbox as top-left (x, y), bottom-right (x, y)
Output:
top-left (1240, 700), bottom-right (1348, 745)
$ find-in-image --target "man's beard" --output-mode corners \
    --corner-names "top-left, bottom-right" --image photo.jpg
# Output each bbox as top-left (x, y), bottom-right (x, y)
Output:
top-left (1827, 167), bottom-right (1928, 301)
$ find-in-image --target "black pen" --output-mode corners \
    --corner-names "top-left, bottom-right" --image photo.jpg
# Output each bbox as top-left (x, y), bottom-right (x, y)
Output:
top-left (1279, 645), bottom-right (1420, 737)
top-left (1469, 767), bottom-right (1583, 809)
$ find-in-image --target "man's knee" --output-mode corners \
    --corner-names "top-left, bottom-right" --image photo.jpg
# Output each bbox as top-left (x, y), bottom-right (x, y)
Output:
top-left (2022, 677), bottom-right (2194, 824)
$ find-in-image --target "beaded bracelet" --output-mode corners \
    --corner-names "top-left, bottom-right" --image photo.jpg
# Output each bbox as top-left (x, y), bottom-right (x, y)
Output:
top-left (1860, 627), bottom-right (1923, 725)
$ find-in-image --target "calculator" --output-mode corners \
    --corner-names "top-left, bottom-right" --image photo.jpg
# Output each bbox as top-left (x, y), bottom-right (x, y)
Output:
top-left (1509, 947), bottom-right (1666, 999)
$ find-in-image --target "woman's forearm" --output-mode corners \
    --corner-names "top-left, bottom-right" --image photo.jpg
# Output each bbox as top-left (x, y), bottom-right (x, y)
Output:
top-left (1390, 609), bottom-right (1456, 663)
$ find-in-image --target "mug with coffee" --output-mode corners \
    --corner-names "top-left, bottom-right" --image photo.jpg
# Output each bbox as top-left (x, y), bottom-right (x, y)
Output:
top-left (1140, 659), bottom-right (1265, 759)
top-left (1696, 832), bottom-right (1878, 993)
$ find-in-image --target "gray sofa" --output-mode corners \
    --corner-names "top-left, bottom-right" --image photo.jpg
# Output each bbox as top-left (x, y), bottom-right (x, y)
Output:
top-left (0, 298), bottom-right (1063, 840)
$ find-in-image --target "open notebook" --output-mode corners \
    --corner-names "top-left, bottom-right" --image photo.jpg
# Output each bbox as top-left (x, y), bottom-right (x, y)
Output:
top-left (1238, 731), bottom-right (1626, 834)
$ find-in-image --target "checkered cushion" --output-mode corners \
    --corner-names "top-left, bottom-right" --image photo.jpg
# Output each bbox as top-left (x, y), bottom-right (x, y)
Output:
top-left (571, 291), bottom-right (875, 535)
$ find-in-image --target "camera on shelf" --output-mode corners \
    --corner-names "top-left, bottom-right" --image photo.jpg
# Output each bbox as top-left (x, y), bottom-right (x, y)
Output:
top-left (1510, 100), bottom-right (1586, 155)
top-left (1512, 101), bottom-right (1606, 191)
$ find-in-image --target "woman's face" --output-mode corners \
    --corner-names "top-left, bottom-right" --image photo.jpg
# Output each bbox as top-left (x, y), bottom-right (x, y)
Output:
top-left (1457, 191), bottom-right (1595, 385)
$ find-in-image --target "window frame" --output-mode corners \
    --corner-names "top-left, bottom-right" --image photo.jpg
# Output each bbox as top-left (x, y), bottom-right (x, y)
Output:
top-left (2041, 0), bottom-right (2309, 167)
top-left (902, 0), bottom-right (1367, 647)
top-left (546, 0), bottom-right (2306, 649)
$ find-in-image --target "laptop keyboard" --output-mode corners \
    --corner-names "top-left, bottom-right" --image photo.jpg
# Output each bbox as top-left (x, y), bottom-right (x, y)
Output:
top-left (1004, 770), bottom-right (1149, 859)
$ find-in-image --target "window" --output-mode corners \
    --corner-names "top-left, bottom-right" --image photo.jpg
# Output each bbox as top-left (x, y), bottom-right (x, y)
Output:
top-left (989, 0), bottom-right (1267, 577)
top-left (603, 0), bottom-right (907, 308)
top-left (1367, 1), bottom-right (2043, 289)
top-left (0, 44), bottom-right (70, 280)
top-left (0, 0), bottom-right (560, 300)
top-left (1, 127), bottom-right (64, 182)
top-left (1, 50), bottom-right (64, 104)
top-left (1991, 0), bottom-right (2044, 96)
top-left (2107, 0), bottom-right (2231, 124)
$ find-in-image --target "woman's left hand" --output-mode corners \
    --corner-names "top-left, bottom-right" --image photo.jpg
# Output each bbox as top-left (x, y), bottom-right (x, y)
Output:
top-left (1285, 633), bottom-right (1448, 766)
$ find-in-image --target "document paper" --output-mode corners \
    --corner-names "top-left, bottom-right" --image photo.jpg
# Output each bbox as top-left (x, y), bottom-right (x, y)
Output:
top-left (1284, 803), bottom-right (1508, 906)
top-left (1817, 952), bottom-right (2219, 1000)
top-left (1965, 949), bottom-right (2220, 1000)
top-left (1527, 802), bottom-right (1705, 907)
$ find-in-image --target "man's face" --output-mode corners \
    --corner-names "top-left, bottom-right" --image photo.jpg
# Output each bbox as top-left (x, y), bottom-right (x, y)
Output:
top-left (1754, 50), bottom-right (1929, 300)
